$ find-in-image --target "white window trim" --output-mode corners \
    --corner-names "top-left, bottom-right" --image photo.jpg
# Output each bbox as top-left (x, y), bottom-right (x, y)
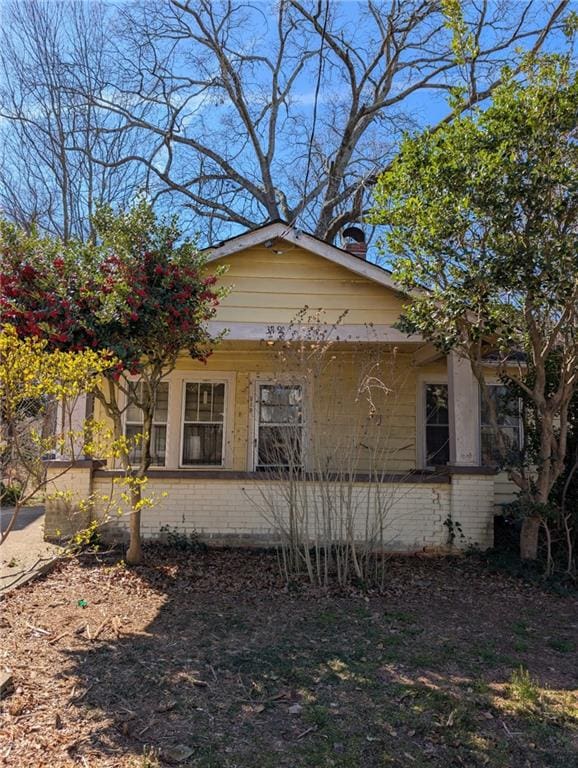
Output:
top-left (416, 374), bottom-right (449, 470)
top-left (179, 376), bottom-right (231, 469)
top-left (416, 373), bottom-right (524, 470)
top-left (248, 374), bottom-right (310, 472)
top-left (120, 370), bottom-right (236, 470)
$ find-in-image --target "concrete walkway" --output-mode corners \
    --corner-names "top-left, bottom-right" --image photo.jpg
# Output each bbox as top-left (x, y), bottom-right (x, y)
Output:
top-left (0, 506), bottom-right (62, 592)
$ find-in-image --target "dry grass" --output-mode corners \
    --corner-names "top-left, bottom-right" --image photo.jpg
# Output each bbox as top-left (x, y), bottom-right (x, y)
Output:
top-left (0, 549), bottom-right (576, 767)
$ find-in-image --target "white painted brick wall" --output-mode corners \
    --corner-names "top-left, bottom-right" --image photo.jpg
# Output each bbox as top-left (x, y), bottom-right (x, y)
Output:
top-left (450, 474), bottom-right (495, 549)
top-left (45, 469), bottom-right (495, 552)
top-left (91, 475), bottom-right (466, 552)
top-left (44, 465), bottom-right (93, 537)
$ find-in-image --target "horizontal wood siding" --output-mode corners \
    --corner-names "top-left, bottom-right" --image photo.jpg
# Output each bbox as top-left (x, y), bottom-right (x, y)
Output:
top-left (211, 244), bottom-right (406, 326)
top-left (171, 347), bottom-right (446, 473)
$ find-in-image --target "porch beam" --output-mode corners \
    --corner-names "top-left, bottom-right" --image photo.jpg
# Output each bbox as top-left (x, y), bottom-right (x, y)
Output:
top-left (206, 321), bottom-right (422, 343)
top-left (412, 343), bottom-right (443, 366)
top-left (447, 351), bottom-right (481, 466)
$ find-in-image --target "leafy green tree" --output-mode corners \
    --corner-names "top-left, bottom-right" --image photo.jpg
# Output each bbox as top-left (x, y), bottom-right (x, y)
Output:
top-left (508, 358), bottom-right (578, 575)
top-left (372, 55), bottom-right (578, 561)
top-left (1, 201), bottom-right (223, 564)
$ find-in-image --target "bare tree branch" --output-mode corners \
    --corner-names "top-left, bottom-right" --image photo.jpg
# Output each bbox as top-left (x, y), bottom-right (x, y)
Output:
top-left (0, 0), bottom-right (572, 243)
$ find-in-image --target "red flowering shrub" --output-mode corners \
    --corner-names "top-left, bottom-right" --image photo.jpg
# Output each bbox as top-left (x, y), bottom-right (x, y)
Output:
top-left (1, 200), bottom-right (222, 378)
top-left (1, 201), bottom-right (224, 564)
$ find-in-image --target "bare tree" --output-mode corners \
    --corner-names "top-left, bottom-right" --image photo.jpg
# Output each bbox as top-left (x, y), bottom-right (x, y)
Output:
top-left (246, 311), bottom-right (422, 590)
top-left (69, 0), bottom-right (572, 242)
top-left (0, 1), bottom-right (572, 242)
top-left (0, 0), bottom-right (147, 241)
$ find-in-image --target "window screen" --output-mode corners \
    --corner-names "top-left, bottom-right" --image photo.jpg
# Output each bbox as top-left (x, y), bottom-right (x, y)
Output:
top-left (125, 382), bottom-right (168, 466)
top-left (182, 382), bottom-right (225, 465)
top-left (424, 384), bottom-right (450, 467)
top-left (480, 385), bottom-right (521, 467)
top-left (256, 384), bottom-right (303, 470)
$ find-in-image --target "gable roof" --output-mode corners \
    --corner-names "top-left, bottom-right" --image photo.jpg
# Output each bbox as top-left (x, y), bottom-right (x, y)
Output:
top-left (206, 220), bottom-right (407, 296)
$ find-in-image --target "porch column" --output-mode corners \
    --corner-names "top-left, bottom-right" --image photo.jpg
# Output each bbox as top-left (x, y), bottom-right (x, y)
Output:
top-left (56, 393), bottom-right (89, 460)
top-left (447, 351), bottom-right (480, 466)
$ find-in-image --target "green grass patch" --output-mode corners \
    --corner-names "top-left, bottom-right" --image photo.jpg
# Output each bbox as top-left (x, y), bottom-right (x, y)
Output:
top-left (548, 637), bottom-right (575, 653)
top-left (509, 666), bottom-right (540, 709)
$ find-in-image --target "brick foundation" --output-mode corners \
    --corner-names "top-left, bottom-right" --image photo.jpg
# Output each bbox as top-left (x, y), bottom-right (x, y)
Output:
top-left (45, 463), bottom-right (495, 552)
top-left (44, 460), bottom-right (100, 539)
top-left (87, 472), bottom-right (494, 552)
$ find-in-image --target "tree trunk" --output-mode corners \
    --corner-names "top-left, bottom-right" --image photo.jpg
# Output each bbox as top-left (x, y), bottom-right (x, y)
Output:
top-left (125, 484), bottom-right (143, 565)
top-left (520, 515), bottom-right (541, 561)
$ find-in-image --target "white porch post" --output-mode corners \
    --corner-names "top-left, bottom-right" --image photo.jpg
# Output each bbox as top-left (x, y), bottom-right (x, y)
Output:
top-left (56, 394), bottom-right (88, 460)
top-left (447, 351), bottom-right (480, 466)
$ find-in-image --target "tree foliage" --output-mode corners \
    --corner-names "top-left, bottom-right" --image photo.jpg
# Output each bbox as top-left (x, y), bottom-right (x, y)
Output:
top-left (1, 200), bottom-right (224, 563)
top-left (507, 358), bottom-right (578, 575)
top-left (372, 55), bottom-right (578, 561)
top-left (0, 325), bottom-right (112, 542)
top-left (1, 200), bottom-right (220, 369)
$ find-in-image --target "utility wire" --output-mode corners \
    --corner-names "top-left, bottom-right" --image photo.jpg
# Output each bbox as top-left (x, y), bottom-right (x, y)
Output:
top-left (274, 0), bottom-right (330, 243)
top-left (301, 0), bottom-right (329, 213)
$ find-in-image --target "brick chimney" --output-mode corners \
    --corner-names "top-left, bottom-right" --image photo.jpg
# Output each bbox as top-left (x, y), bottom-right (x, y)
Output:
top-left (341, 225), bottom-right (367, 259)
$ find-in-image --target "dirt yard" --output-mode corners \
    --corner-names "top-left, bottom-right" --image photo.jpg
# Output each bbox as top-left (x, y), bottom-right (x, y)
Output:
top-left (0, 549), bottom-right (576, 768)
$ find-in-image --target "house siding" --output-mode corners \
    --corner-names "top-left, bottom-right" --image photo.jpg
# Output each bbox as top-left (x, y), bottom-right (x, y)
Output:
top-left (212, 244), bottom-right (407, 326)
top-left (94, 347), bottom-right (448, 474)
top-left (494, 471), bottom-right (519, 511)
top-left (45, 238), bottom-right (504, 546)
top-left (91, 347), bottom-right (511, 511)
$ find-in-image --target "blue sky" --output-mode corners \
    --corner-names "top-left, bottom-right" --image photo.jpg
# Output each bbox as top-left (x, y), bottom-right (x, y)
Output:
top-left (1, 0), bottom-right (576, 255)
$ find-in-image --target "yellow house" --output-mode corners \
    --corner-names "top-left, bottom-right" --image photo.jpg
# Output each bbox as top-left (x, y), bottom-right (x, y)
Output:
top-left (46, 222), bottom-right (521, 551)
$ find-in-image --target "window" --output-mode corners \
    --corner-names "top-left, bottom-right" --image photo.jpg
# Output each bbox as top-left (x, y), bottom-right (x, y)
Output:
top-left (125, 382), bottom-right (168, 466)
top-left (182, 382), bottom-right (225, 465)
top-left (480, 385), bottom-right (521, 467)
top-left (424, 384), bottom-right (450, 467)
top-left (256, 383), bottom-right (303, 470)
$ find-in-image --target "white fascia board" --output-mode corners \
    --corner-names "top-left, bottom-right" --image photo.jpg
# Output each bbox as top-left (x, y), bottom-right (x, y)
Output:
top-left (207, 321), bottom-right (423, 343)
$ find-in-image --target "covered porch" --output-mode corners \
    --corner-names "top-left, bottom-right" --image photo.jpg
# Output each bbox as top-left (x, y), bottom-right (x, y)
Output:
top-left (45, 334), bottom-right (498, 552)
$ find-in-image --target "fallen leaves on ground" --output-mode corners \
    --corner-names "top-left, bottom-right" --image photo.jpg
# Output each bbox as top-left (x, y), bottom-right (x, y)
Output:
top-left (0, 549), bottom-right (576, 767)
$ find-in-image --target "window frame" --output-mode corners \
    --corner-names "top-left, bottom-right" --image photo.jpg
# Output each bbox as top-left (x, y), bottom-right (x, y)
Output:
top-left (419, 378), bottom-right (451, 470)
top-left (249, 376), bottom-right (309, 472)
top-left (479, 382), bottom-right (524, 468)
top-left (417, 374), bottom-right (524, 470)
top-left (123, 380), bottom-right (170, 468)
top-left (179, 378), bottom-right (228, 468)
top-left (120, 371), bottom-right (235, 470)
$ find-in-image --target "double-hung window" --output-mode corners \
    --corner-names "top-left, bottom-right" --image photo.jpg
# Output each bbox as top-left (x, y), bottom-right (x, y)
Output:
top-left (125, 382), bottom-right (169, 466)
top-left (424, 384), bottom-right (450, 467)
top-left (421, 381), bottom-right (522, 469)
top-left (181, 382), bottom-right (226, 466)
top-left (480, 384), bottom-right (522, 467)
top-left (255, 383), bottom-right (304, 470)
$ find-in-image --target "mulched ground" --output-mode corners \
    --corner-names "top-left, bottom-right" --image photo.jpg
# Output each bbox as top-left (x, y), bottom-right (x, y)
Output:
top-left (0, 548), bottom-right (576, 768)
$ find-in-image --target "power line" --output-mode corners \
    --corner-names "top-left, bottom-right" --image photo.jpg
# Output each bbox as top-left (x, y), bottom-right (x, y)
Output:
top-left (302, 0), bottom-right (329, 212)
top-left (274, 0), bottom-right (329, 243)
